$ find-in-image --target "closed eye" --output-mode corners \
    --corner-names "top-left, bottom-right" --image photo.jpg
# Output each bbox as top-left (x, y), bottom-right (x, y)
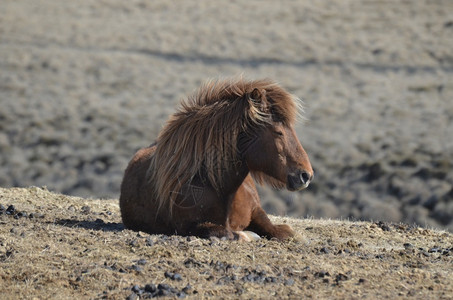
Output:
top-left (274, 131), bottom-right (283, 136)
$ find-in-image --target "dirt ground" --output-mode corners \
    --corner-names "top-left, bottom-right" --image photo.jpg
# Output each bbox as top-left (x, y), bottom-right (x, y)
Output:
top-left (0, 187), bottom-right (451, 299)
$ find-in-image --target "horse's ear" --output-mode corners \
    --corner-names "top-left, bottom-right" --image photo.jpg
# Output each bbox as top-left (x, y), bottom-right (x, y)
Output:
top-left (250, 88), bottom-right (266, 101)
top-left (249, 88), bottom-right (268, 111)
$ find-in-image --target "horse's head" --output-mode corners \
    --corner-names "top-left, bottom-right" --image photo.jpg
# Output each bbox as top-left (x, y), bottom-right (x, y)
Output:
top-left (240, 88), bottom-right (314, 191)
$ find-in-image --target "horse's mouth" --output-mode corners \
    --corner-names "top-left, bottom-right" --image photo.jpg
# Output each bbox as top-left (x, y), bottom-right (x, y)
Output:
top-left (287, 181), bottom-right (310, 191)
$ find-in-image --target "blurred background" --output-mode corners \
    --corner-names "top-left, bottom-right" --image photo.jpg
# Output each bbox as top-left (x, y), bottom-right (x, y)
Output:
top-left (1, 0), bottom-right (452, 231)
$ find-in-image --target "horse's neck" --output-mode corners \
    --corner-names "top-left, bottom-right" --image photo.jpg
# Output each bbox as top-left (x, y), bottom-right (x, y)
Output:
top-left (216, 161), bottom-right (250, 198)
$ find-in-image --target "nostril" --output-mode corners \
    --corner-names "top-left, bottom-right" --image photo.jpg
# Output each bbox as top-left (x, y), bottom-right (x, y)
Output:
top-left (300, 171), bottom-right (311, 184)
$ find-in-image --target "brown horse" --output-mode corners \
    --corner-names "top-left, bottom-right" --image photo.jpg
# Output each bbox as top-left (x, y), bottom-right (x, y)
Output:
top-left (119, 78), bottom-right (313, 241)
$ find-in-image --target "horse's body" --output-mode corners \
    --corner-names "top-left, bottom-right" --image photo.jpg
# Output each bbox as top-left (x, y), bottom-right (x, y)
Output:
top-left (120, 78), bottom-right (313, 240)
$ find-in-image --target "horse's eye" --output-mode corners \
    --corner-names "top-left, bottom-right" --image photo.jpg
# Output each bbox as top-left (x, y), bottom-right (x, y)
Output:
top-left (274, 131), bottom-right (283, 136)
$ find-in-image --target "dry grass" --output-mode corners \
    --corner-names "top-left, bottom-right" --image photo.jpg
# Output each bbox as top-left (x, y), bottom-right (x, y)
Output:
top-left (0, 187), bottom-right (451, 299)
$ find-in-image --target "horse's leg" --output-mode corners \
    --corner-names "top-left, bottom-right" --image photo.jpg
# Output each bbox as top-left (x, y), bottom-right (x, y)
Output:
top-left (227, 175), bottom-right (293, 240)
top-left (247, 207), bottom-right (295, 240)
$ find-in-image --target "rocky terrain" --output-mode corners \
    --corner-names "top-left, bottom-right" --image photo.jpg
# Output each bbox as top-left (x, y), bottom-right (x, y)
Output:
top-left (0, 0), bottom-right (452, 232)
top-left (0, 187), bottom-right (452, 299)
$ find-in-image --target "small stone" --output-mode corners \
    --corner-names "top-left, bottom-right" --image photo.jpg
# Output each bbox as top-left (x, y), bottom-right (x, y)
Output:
top-left (242, 274), bottom-right (254, 282)
top-left (81, 206), bottom-right (90, 214)
top-left (165, 271), bottom-right (183, 281)
top-left (158, 283), bottom-right (170, 291)
top-left (126, 293), bottom-right (138, 300)
top-left (145, 237), bottom-right (154, 247)
top-left (285, 278), bottom-right (295, 286)
top-left (428, 247), bottom-right (440, 253)
top-left (421, 251), bottom-right (430, 257)
top-left (6, 205), bottom-right (15, 215)
top-left (129, 240), bottom-right (139, 247)
top-left (376, 221), bottom-right (391, 232)
top-left (182, 284), bottom-right (192, 294)
top-left (217, 276), bottom-right (231, 285)
top-left (265, 276), bottom-right (277, 283)
top-left (17, 211), bottom-right (27, 218)
top-left (131, 285), bottom-right (141, 293)
top-left (158, 289), bottom-right (170, 297)
top-left (316, 271), bottom-right (330, 278)
top-left (131, 265), bottom-right (142, 272)
top-left (31, 213), bottom-right (44, 218)
top-left (144, 284), bottom-right (156, 293)
top-left (403, 243), bottom-right (413, 249)
top-left (358, 278), bottom-right (366, 284)
top-left (320, 247), bottom-right (330, 254)
top-left (336, 273), bottom-right (349, 282)
top-left (137, 259), bottom-right (147, 265)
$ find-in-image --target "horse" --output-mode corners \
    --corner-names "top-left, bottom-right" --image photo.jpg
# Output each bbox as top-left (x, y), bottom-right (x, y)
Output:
top-left (119, 78), bottom-right (313, 241)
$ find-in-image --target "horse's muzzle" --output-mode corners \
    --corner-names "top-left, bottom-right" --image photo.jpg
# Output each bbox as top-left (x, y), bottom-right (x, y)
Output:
top-left (287, 169), bottom-right (313, 191)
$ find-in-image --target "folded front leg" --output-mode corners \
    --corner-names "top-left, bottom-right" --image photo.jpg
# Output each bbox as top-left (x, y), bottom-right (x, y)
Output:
top-left (247, 207), bottom-right (295, 240)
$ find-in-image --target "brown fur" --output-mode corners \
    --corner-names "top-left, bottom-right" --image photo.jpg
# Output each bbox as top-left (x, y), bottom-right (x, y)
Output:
top-left (120, 77), bottom-right (313, 240)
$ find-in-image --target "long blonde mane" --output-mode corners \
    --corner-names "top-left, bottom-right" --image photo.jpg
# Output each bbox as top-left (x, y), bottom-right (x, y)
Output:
top-left (148, 78), bottom-right (302, 214)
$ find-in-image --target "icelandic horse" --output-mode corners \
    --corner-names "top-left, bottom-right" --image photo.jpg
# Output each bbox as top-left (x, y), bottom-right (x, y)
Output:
top-left (120, 78), bottom-right (313, 241)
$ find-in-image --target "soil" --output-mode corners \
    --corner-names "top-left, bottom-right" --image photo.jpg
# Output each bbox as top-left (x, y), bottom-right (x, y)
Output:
top-left (0, 187), bottom-right (451, 299)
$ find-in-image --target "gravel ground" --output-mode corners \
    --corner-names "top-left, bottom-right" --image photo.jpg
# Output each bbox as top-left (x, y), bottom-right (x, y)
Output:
top-left (0, 0), bottom-right (452, 230)
top-left (0, 187), bottom-right (451, 299)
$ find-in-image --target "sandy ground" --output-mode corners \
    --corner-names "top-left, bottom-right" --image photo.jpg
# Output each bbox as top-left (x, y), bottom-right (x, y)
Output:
top-left (0, 187), bottom-right (452, 299)
top-left (0, 0), bottom-right (452, 231)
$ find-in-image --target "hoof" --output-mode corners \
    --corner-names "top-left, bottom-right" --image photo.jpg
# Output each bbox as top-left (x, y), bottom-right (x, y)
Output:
top-left (272, 224), bottom-right (295, 240)
top-left (235, 230), bottom-right (261, 242)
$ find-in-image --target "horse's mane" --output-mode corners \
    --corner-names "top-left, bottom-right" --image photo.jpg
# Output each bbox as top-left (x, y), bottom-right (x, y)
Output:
top-left (148, 77), bottom-right (302, 214)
